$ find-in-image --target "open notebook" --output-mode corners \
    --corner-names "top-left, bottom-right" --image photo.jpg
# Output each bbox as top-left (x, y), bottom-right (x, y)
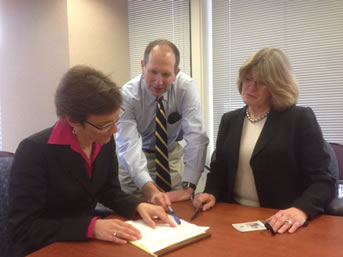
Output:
top-left (126, 215), bottom-right (210, 256)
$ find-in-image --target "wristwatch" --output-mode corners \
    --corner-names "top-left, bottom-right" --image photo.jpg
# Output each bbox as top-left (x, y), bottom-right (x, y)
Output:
top-left (181, 182), bottom-right (196, 191)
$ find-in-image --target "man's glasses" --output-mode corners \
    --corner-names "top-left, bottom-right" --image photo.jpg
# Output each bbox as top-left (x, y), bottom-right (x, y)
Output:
top-left (85, 108), bottom-right (125, 132)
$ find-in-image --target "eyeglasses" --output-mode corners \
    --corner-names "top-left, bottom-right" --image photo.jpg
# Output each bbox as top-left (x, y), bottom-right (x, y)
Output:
top-left (85, 108), bottom-right (125, 132)
top-left (243, 77), bottom-right (267, 88)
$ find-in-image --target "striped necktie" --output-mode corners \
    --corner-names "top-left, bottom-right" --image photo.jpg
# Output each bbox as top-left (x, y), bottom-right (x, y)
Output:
top-left (155, 97), bottom-right (171, 192)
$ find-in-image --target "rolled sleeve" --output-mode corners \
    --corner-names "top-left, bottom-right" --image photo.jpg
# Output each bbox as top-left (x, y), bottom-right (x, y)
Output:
top-left (116, 79), bottom-right (154, 189)
top-left (179, 78), bottom-right (209, 184)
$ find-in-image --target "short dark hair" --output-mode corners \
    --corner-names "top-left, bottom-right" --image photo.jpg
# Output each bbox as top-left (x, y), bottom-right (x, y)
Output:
top-left (143, 39), bottom-right (180, 72)
top-left (55, 65), bottom-right (122, 123)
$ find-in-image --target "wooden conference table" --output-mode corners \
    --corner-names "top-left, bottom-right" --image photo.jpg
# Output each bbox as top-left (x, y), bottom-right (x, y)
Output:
top-left (28, 200), bottom-right (343, 257)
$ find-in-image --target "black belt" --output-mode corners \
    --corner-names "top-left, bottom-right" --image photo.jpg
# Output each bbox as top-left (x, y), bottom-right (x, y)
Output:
top-left (143, 149), bottom-right (155, 153)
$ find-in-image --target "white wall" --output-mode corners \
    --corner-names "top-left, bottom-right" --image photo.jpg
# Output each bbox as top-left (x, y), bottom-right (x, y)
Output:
top-left (0, 0), bottom-right (130, 152)
top-left (67, 0), bottom-right (130, 87)
top-left (0, 0), bottom-right (70, 152)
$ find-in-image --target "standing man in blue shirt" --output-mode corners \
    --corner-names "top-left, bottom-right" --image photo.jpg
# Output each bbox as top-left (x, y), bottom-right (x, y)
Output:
top-left (116, 39), bottom-right (209, 208)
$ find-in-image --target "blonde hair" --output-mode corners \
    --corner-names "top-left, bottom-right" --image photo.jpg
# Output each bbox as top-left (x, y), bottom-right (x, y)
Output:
top-left (237, 48), bottom-right (299, 111)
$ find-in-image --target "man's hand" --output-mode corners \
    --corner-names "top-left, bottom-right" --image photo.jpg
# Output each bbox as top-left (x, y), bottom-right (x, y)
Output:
top-left (136, 202), bottom-right (176, 229)
top-left (142, 182), bottom-right (171, 209)
top-left (166, 187), bottom-right (194, 202)
top-left (150, 192), bottom-right (172, 209)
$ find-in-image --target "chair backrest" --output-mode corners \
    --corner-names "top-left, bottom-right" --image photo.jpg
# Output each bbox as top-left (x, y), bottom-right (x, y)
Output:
top-left (0, 155), bottom-right (14, 257)
top-left (329, 143), bottom-right (343, 180)
top-left (0, 151), bottom-right (14, 158)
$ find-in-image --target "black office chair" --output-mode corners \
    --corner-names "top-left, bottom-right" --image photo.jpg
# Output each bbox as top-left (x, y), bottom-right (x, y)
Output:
top-left (0, 151), bottom-right (15, 257)
top-left (326, 143), bottom-right (343, 216)
top-left (0, 151), bottom-right (14, 158)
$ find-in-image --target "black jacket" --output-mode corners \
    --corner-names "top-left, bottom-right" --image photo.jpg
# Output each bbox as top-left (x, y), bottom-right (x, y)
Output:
top-left (9, 127), bottom-right (142, 257)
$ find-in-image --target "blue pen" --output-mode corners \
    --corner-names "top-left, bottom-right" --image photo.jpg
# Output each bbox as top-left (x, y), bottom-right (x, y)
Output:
top-left (168, 206), bottom-right (181, 225)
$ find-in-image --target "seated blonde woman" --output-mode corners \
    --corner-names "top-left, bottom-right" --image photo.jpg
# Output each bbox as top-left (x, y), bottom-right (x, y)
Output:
top-left (193, 48), bottom-right (336, 234)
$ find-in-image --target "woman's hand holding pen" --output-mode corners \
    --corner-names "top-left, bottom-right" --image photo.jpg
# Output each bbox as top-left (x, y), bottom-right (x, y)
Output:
top-left (192, 193), bottom-right (216, 211)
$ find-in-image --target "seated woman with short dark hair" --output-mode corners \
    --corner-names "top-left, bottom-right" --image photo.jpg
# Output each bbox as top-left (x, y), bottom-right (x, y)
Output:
top-left (9, 65), bottom-right (175, 257)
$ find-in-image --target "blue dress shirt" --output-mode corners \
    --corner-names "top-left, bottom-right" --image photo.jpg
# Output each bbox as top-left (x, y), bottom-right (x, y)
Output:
top-left (116, 72), bottom-right (209, 189)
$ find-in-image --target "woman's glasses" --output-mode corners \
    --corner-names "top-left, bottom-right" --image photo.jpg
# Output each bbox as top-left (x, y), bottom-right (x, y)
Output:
top-left (243, 77), bottom-right (266, 88)
top-left (85, 108), bottom-right (125, 132)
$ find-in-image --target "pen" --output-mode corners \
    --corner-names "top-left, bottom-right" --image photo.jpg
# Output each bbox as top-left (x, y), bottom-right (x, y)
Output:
top-left (168, 206), bottom-right (181, 225)
top-left (190, 204), bottom-right (203, 221)
top-left (264, 220), bottom-right (309, 236)
top-left (264, 221), bottom-right (276, 235)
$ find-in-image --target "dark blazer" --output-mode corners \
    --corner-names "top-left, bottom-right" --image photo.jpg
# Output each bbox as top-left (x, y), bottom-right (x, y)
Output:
top-left (9, 127), bottom-right (142, 257)
top-left (205, 105), bottom-right (335, 219)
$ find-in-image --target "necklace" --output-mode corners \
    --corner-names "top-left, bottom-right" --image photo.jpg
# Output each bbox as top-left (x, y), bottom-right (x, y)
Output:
top-left (246, 108), bottom-right (269, 123)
